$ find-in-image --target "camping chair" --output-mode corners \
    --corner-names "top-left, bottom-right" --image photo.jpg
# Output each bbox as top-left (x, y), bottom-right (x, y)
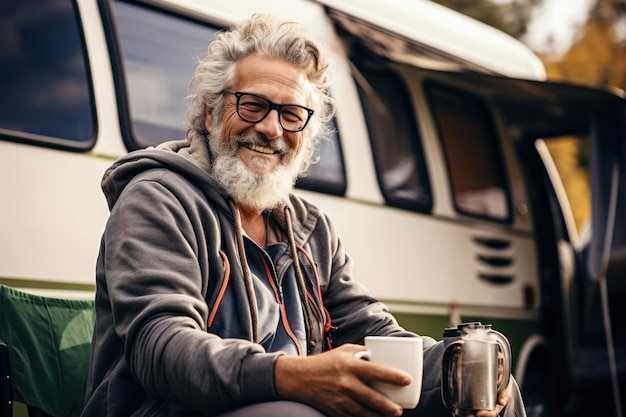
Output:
top-left (0, 284), bottom-right (95, 417)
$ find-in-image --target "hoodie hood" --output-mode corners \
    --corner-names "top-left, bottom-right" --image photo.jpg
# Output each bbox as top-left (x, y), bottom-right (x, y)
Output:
top-left (101, 131), bottom-right (320, 247)
top-left (101, 133), bottom-right (229, 213)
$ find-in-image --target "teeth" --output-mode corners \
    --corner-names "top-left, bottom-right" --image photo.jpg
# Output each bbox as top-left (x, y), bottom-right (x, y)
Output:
top-left (247, 143), bottom-right (276, 154)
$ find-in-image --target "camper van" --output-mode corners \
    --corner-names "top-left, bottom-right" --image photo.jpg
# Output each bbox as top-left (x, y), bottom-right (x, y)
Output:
top-left (1, 0), bottom-right (624, 416)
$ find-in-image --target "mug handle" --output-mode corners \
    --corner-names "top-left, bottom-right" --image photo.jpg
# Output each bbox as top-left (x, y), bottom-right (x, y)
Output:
top-left (354, 350), bottom-right (371, 361)
top-left (441, 340), bottom-right (463, 413)
top-left (488, 330), bottom-right (511, 395)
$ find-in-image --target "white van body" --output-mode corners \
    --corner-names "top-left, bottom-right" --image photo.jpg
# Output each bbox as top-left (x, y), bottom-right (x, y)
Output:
top-left (1, 0), bottom-right (545, 302)
top-left (1, 0), bottom-right (624, 415)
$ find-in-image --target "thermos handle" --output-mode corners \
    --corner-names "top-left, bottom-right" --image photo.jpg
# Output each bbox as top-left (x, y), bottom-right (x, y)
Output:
top-left (488, 330), bottom-right (511, 395)
top-left (441, 340), bottom-right (463, 413)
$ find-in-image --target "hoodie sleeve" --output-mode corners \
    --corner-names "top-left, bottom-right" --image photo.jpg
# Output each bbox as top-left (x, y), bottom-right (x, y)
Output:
top-left (305, 210), bottom-right (448, 413)
top-left (306, 211), bottom-right (438, 349)
top-left (101, 171), bottom-right (280, 413)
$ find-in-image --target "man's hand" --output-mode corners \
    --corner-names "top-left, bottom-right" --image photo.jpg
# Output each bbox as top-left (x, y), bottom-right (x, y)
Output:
top-left (475, 379), bottom-right (512, 417)
top-left (274, 344), bottom-right (411, 417)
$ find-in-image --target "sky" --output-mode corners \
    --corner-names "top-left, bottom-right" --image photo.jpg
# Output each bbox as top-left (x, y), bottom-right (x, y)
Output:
top-left (522, 0), bottom-right (596, 56)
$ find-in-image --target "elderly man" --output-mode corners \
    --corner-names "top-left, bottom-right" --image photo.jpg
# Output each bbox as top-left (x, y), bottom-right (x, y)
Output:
top-left (82, 13), bottom-right (524, 417)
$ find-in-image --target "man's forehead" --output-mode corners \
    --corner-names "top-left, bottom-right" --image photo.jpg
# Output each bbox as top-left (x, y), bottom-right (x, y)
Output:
top-left (233, 55), bottom-right (313, 104)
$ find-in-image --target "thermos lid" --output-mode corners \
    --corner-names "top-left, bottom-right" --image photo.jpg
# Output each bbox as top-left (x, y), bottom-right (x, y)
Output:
top-left (443, 327), bottom-right (460, 338)
top-left (442, 321), bottom-right (493, 338)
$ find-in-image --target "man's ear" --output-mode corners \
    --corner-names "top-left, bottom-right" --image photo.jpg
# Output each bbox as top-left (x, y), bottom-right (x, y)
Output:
top-left (204, 105), bottom-right (214, 133)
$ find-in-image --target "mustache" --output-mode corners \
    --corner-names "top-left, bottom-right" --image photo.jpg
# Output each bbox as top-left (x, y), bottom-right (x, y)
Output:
top-left (236, 130), bottom-right (290, 153)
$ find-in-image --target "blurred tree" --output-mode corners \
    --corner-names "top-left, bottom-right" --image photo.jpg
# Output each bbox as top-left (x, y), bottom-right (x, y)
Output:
top-left (431, 0), bottom-right (541, 39)
top-left (537, 0), bottom-right (625, 233)
top-left (541, 0), bottom-right (626, 91)
top-left (433, 0), bottom-right (626, 90)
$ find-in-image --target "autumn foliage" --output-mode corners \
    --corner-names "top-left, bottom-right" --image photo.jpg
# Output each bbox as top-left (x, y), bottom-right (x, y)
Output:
top-left (541, 0), bottom-right (626, 91)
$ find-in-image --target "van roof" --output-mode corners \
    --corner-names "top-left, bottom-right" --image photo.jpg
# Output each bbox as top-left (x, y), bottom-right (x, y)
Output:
top-left (163, 0), bottom-right (546, 80)
top-left (317, 0), bottom-right (546, 80)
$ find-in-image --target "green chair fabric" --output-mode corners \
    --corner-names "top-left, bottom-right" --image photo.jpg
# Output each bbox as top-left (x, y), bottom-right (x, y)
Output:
top-left (0, 285), bottom-right (94, 417)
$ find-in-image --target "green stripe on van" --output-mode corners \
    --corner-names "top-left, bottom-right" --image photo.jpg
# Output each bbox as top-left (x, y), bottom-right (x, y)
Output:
top-left (0, 277), bottom-right (95, 293)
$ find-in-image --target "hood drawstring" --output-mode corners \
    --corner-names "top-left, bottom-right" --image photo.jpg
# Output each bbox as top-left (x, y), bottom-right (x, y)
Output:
top-left (227, 200), bottom-right (324, 351)
top-left (296, 246), bottom-right (335, 351)
top-left (284, 206), bottom-right (319, 351)
top-left (229, 200), bottom-right (259, 343)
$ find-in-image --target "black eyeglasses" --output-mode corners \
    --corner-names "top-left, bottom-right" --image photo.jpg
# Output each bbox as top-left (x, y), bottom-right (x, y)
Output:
top-left (222, 90), bottom-right (314, 132)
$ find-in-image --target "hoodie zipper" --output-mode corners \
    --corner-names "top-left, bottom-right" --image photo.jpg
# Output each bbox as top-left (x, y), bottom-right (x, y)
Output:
top-left (257, 247), bottom-right (304, 356)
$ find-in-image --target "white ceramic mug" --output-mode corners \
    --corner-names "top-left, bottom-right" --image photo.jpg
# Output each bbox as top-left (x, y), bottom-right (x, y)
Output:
top-left (355, 336), bottom-right (424, 409)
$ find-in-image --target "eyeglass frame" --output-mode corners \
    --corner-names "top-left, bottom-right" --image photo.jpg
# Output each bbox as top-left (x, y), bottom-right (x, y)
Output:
top-left (221, 90), bottom-right (314, 132)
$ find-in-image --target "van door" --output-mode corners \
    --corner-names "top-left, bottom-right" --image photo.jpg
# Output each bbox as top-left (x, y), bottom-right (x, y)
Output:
top-left (462, 74), bottom-right (626, 416)
top-left (571, 96), bottom-right (626, 416)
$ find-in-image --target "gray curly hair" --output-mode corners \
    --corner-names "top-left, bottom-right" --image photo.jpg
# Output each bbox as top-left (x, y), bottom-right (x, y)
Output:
top-left (186, 14), bottom-right (336, 173)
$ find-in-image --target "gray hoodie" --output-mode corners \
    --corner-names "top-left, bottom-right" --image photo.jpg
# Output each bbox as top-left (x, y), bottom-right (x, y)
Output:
top-left (81, 133), bottom-right (437, 417)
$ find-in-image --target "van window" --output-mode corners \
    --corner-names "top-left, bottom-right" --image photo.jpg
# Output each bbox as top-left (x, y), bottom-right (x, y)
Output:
top-left (426, 83), bottom-right (511, 222)
top-left (107, 0), bottom-right (346, 194)
top-left (0, 0), bottom-right (95, 148)
top-left (295, 118), bottom-right (347, 196)
top-left (108, 0), bottom-right (217, 149)
top-left (354, 62), bottom-right (432, 211)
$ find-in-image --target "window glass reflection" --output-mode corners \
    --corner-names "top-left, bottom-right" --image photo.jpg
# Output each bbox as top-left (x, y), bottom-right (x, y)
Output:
top-left (0, 0), bottom-right (94, 145)
top-left (113, 1), bottom-right (217, 148)
top-left (355, 63), bottom-right (432, 212)
top-left (427, 84), bottom-right (510, 221)
top-left (296, 118), bottom-right (346, 195)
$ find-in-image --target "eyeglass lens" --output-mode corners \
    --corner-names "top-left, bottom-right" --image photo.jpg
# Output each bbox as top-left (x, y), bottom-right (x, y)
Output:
top-left (236, 93), bottom-right (311, 132)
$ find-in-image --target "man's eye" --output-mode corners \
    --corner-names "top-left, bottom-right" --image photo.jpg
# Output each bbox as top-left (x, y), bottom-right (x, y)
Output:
top-left (281, 107), bottom-right (305, 122)
top-left (240, 102), bottom-right (267, 113)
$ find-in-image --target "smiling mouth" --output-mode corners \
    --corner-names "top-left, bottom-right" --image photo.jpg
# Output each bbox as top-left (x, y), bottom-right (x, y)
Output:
top-left (244, 143), bottom-right (278, 155)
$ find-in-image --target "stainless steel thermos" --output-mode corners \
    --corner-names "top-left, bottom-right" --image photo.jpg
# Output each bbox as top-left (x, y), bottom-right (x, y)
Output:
top-left (441, 322), bottom-right (512, 416)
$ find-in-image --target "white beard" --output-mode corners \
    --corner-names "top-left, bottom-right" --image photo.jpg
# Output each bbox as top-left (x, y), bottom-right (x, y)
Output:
top-left (209, 127), bottom-right (304, 211)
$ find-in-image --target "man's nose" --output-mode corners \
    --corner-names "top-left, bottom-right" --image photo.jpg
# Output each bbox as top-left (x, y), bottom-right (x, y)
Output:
top-left (254, 109), bottom-right (283, 139)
